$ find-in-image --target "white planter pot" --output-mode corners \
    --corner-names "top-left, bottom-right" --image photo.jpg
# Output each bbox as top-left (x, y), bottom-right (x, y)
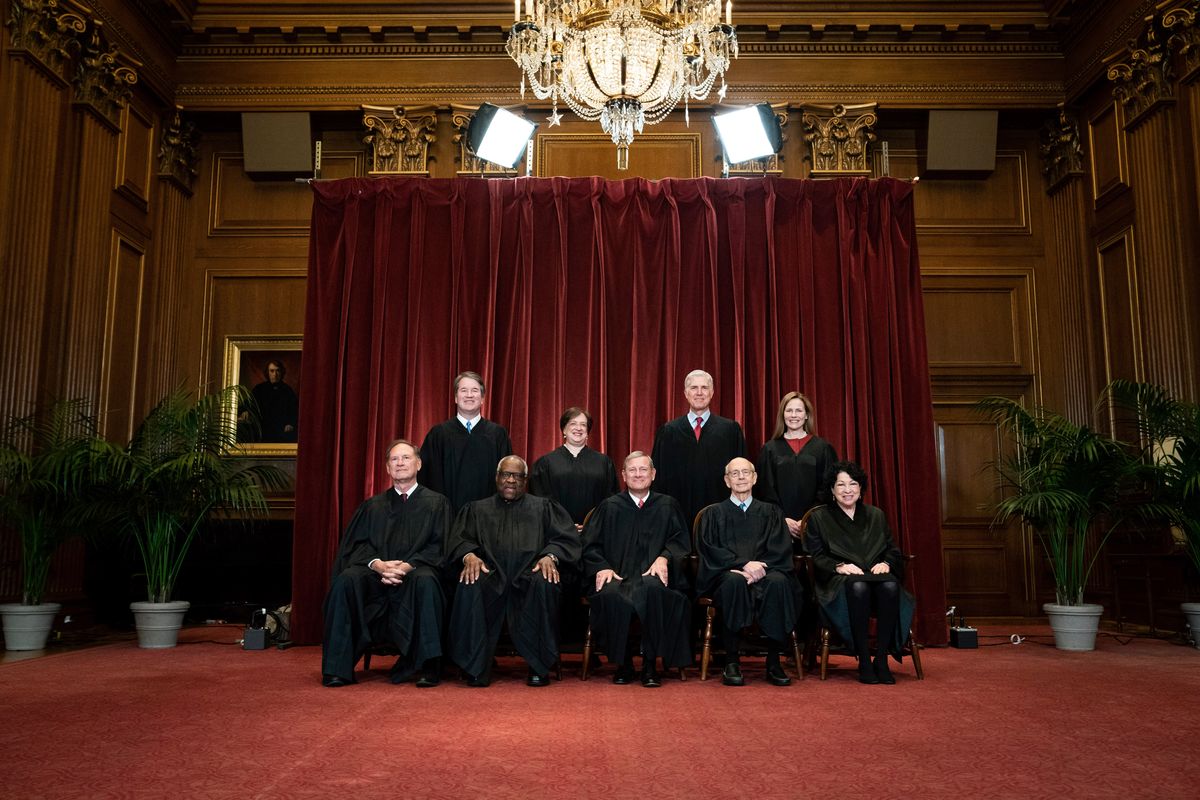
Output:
top-left (130, 600), bottom-right (190, 649)
top-left (0, 602), bottom-right (61, 651)
top-left (1044, 602), bottom-right (1103, 651)
top-left (1182, 603), bottom-right (1200, 650)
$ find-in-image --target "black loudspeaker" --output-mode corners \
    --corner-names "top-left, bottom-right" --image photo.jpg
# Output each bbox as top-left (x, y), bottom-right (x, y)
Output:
top-left (926, 110), bottom-right (998, 173)
top-left (241, 112), bottom-right (312, 178)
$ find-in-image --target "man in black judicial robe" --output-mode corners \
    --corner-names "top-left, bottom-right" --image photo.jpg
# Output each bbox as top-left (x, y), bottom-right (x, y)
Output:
top-left (651, 369), bottom-right (747, 526)
top-left (581, 451), bottom-right (692, 687)
top-left (321, 439), bottom-right (452, 687)
top-left (447, 456), bottom-right (581, 686)
top-left (419, 370), bottom-right (513, 512)
top-left (696, 457), bottom-right (798, 687)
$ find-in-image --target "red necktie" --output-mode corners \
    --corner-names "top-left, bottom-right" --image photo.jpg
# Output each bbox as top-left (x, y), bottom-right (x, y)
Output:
top-left (637, 498), bottom-right (644, 508)
top-left (693, 417), bottom-right (702, 441)
top-left (400, 492), bottom-right (408, 502)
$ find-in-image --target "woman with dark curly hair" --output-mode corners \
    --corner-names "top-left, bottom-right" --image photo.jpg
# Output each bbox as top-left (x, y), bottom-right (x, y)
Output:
top-left (804, 460), bottom-right (914, 684)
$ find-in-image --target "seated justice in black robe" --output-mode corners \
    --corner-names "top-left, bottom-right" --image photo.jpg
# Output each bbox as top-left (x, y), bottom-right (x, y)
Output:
top-left (804, 460), bottom-right (915, 685)
top-left (321, 441), bottom-right (452, 687)
top-left (446, 457), bottom-right (581, 686)
top-left (581, 454), bottom-right (692, 686)
top-left (696, 458), bottom-right (798, 687)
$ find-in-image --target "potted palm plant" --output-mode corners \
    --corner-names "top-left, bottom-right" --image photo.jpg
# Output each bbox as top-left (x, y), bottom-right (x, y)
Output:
top-left (1106, 380), bottom-right (1200, 647)
top-left (977, 396), bottom-right (1131, 651)
top-left (0, 400), bottom-right (102, 650)
top-left (93, 386), bottom-right (287, 648)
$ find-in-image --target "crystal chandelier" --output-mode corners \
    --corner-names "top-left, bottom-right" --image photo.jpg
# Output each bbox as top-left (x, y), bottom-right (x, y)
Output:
top-left (507, 1), bottom-right (738, 169)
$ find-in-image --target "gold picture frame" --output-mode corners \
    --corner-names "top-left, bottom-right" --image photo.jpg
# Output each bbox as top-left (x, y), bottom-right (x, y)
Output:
top-left (223, 335), bottom-right (303, 457)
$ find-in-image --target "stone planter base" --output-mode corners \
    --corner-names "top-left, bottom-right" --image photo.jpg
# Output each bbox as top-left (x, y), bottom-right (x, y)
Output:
top-left (1044, 602), bottom-right (1103, 651)
top-left (130, 601), bottom-right (190, 649)
top-left (0, 602), bottom-right (61, 651)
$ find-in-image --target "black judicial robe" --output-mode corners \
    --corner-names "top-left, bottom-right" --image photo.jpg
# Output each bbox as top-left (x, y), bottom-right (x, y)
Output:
top-left (321, 485), bottom-right (452, 681)
top-left (580, 492), bottom-right (692, 668)
top-left (650, 413), bottom-right (747, 526)
top-left (696, 499), bottom-right (798, 643)
top-left (529, 446), bottom-right (619, 525)
top-left (247, 380), bottom-right (299, 443)
top-left (754, 435), bottom-right (838, 521)
top-left (804, 502), bottom-right (915, 657)
top-left (418, 417), bottom-right (513, 512)
top-left (446, 493), bottom-right (582, 678)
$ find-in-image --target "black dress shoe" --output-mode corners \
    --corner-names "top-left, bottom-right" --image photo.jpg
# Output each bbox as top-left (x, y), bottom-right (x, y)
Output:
top-left (858, 659), bottom-right (880, 685)
top-left (765, 663), bottom-right (792, 687)
top-left (416, 673), bottom-right (441, 688)
top-left (722, 662), bottom-right (745, 686)
top-left (465, 673), bottom-right (490, 688)
top-left (612, 665), bottom-right (634, 685)
top-left (641, 668), bottom-right (662, 688)
top-left (873, 655), bottom-right (896, 685)
top-left (321, 674), bottom-right (349, 687)
top-left (526, 671), bottom-right (550, 687)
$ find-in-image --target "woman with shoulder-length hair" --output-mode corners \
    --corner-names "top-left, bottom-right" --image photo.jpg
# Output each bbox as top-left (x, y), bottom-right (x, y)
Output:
top-left (754, 391), bottom-right (837, 540)
top-left (804, 460), bottom-right (914, 685)
top-left (529, 406), bottom-right (619, 528)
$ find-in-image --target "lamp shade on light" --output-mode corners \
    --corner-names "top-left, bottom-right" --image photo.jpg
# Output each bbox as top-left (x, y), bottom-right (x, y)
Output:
top-left (713, 103), bottom-right (782, 164)
top-left (468, 103), bottom-right (537, 169)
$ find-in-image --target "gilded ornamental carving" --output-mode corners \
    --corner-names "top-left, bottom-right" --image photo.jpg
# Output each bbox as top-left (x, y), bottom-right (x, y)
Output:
top-left (1038, 107), bottom-right (1085, 192)
top-left (452, 108), bottom-right (520, 175)
top-left (157, 107), bottom-right (200, 191)
top-left (1163, 2), bottom-right (1199, 81)
top-left (1104, 2), bottom-right (1200, 126)
top-left (6, 0), bottom-right (88, 77)
top-left (728, 105), bottom-right (789, 176)
top-left (801, 103), bottom-right (878, 176)
top-left (362, 105), bottom-right (437, 175)
top-left (73, 22), bottom-right (138, 126)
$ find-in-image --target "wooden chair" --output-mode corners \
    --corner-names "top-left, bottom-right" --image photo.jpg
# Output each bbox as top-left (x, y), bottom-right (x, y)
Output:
top-left (797, 508), bottom-right (925, 681)
top-left (580, 507), bottom-right (686, 681)
top-left (691, 504), bottom-right (804, 681)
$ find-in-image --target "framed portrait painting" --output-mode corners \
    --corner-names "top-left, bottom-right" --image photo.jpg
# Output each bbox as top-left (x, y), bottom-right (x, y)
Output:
top-left (223, 335), bottom-right (302, 456)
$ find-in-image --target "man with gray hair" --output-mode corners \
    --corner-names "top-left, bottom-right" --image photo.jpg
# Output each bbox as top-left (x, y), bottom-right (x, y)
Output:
top-left (446, 455), bottom-right (580, 687)
top-left (651, 369), bottom-right (747, 525)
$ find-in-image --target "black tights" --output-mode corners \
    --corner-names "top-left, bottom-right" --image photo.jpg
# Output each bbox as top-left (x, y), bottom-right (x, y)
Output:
top-left (845, 579), bottom-right (900, 661)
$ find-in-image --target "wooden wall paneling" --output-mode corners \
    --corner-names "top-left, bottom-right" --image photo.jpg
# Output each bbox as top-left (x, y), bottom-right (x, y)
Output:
top-left (885, 149), bottom-right (1032, 237)
top-left (1088, 101), bottom-right (1129, 204)
top-left (536, 132), bottom-right (704, 179)
top-left (922, 271), bottom-right (1034, 378)
top-left (200, 271), bottom-right (309, 392)
top-left (57, 109), bottom-right (123, 411)
top-left (116, 100), bottom-right (156, 207)
top-left (99, 234), bottom-right (146, 441)
top-left (0, 56), bottom-right (70, 422)
top-left (1095, 229), bottom-right (1144, 399)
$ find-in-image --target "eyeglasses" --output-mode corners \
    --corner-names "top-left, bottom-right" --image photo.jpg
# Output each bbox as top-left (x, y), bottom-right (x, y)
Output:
top-left (498, 471), bottom-right (528, 481)
top-left (726, 469), bottom-right (754, 478)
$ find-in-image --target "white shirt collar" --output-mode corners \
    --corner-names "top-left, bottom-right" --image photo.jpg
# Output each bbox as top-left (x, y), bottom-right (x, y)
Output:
top-left (729, 494), bottom-right (752, 510)
top-left (687, 409), bottom-right (711, 426)
top-left (395, 482), bottom-right (419, 497)
top-left (457, 413), bottom-right (482, 429)
top-left (629, 490), bottom-right (650, 505)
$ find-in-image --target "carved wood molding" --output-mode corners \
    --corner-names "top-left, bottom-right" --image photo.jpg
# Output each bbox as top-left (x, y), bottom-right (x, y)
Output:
top-left (362, 105), bottom-right (437, 175)
top-left (1038, 106), bottom-right (1085, 193)
top-left (801, 102), bottom-right (877, 177)
top-left (157, 106), bottom-right (200, 193)
top-left (1105, 1), bottom-right (1199, 128)
top-left (1163, 1), bottom-right (1200, 82)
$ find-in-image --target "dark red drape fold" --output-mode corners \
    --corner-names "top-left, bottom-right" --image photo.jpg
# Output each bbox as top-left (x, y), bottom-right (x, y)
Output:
top-left (292, 176), bottom-right (947, 646)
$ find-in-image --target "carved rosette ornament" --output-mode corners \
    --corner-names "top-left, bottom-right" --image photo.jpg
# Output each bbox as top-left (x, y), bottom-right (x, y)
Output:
top-left (362, 105), bottom-right (437, 175)
top-left (728, 106), bottom-right (789, 176)
top-left (1038, 107), bottom-right (1086, 192)
top-left (157, 107), bottom-right (200, 192)
top-left (800, 102), bottom-right (878, 177)
top-left (5, 0), bottom-right (88, 78)
top-left (451, 109), bottom-right (519, 176)
top-left (1163, 2), bottom-right (1199, 81)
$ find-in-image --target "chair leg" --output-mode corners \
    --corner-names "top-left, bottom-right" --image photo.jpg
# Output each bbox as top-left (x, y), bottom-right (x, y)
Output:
top-left (677, 667), bottom-right (687, 682)
top-left (789, 631), bottom-right (804, 680)
top-left (555, 659), bottom-right (563, 681)
top-left (819, 628), bottom-right (830, 680)
top-left (908, 629), bottom-right (925, 680)
top-left (363, 651), bottom-right (372, 671)
top-left (700, 607), bottom-right (715, 681)
top-left (581, 622), bottom-right (593, 681)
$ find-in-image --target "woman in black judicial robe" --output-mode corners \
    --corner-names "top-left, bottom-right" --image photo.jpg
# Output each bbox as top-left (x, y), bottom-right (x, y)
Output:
top-left (529, 406), bottom-right (619, 526)
top-left (804, 460), bottom-right (914, 685)
top-left (755, 391), bottom-right (837, 541)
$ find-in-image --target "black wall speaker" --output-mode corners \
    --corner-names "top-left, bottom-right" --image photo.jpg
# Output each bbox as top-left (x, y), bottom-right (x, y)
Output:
top-left (926, 110), bottom-right (998, 173)
top-left (241, 112), bottom-right (312, 178)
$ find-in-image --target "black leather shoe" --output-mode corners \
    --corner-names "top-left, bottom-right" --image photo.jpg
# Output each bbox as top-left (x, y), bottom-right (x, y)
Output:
top-left (416, 673), bottom-right (441, 688)
top-left (612, 665), bottom-right (634, 685)
top-left (858, 659), bottom-right (880, 685)
top-left (722, 662), bottom-right (745, 686)
top-left (765, 663), bottom-right (792, 687)
top-left (465, 673), bottom-right (490, 688)
top-left (526, 671), bottom-right (550, 687)
top-left (873, 655), bottom-right (896, 685)
top-left (322, 674), bottom-right (349, 687)
top-left (641, 668), bottom-right (662, 688)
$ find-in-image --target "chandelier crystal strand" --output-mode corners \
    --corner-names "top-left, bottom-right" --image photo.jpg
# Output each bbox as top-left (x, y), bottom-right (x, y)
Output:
top-left (506, 1), bottom-right (737, 169)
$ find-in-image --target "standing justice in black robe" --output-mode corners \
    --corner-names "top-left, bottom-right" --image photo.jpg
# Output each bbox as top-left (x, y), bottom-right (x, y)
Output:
top-left (804, 502), bottom-right (915, 657)
top-left (754, 435), bottom-right (838, 521)
top-left (446, 493), bottom-right (582, 679)
top-left (418, 418), bottom-right (513, 512)
top-left (651, 413), bottom-right (747, 526)
top-left (581, 492), bottom-right (692, 669)
top-left (696, 500), bottom-right (798, 644)
top-left (321, 485), bottom-right (452, 682)
top-left (529, 446), bottom-right (619, 525)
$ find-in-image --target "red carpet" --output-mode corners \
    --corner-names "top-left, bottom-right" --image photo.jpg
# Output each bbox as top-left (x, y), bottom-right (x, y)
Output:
top-left (2, 625), bottom-right (1198, 799)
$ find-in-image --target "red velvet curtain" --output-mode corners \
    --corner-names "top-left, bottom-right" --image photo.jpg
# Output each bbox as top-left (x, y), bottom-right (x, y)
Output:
top-left (292, 176), bottom-right (947, 646)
